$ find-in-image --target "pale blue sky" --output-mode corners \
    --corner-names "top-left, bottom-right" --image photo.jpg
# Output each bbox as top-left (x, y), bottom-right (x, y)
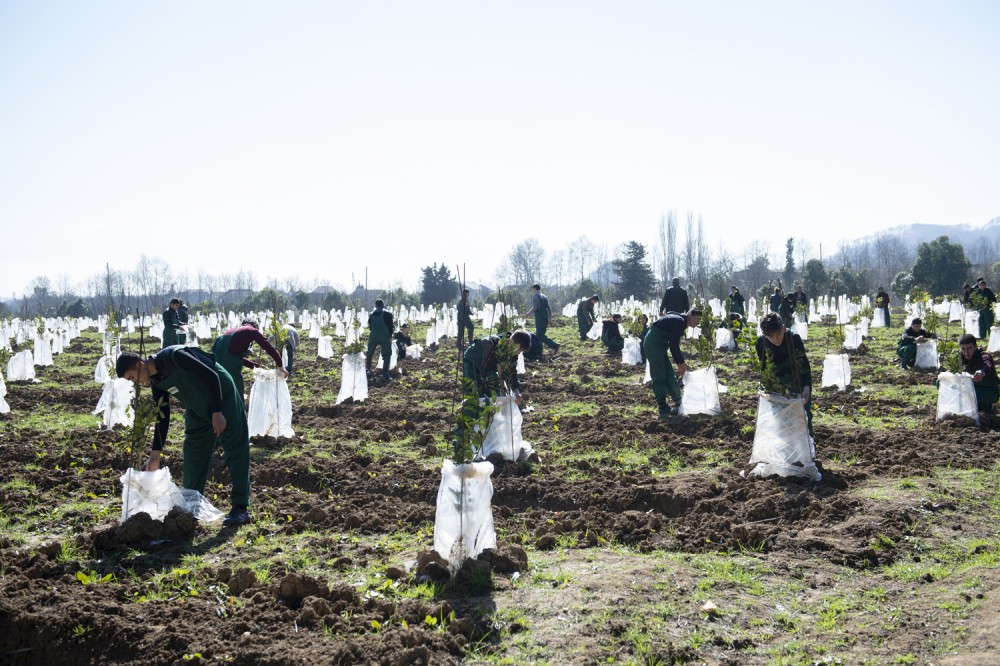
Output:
top-left (1, 1), bottom-right (997, 296)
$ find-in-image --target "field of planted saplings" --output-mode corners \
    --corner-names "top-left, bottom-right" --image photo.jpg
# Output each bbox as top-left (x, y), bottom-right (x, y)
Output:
top-left (2, 305), bottom-right (1000, 665)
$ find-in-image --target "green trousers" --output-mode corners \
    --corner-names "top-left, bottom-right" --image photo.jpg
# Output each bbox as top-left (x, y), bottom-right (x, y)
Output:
top-left (643, 326), bottom-right (681, 406)
top-left (897, 343), bottom-right (916, 369)
top-left (535, 313), bottom-right (558, 350)
top-left (979, 309), bottom-right (995, 341)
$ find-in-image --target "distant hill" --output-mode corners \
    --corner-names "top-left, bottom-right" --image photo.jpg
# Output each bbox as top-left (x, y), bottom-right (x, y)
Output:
top-left (863, 218), bottom-right (1000, 248)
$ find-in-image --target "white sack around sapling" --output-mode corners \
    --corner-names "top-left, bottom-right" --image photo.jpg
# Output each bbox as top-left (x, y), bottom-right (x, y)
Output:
top-left (872, 309), bottom-right (886, 328)
top-left (844, 325), bottom-right (863, 350)
top-left (336, 352), bottom-right (368, 404)
top-left (405, 344), bottom-right (422, 360)
top-left (678, 367), bottom-right (722, 416)
top-left (317, 336), bottom-right (334, 359)
top-left (915, 340), bottom-right (939, 370)
top-left (586, 321), bottom-right (602, 340)
top-left (622, 338), bottom-right (643, 365)
top-left (715, 328), bottom-right (735, 351)
top-left (965, 311), bottom-right (979, 336)
top-left (936, 372), bottom-right (979, 424)
top-left (7, 351), bottom-right (35, 381)
top-left (821, 354), bottom-right (851, 390)
top-left (93, 378), bottom-right (135, 429)
top-left (119, 467), bottom-right (224, 523)
top-left (746, 393), bottom-right (821, 481)
top-left (33, 336), bottom-right (53, 367)
top-left (988, 327), bottom-right (1000, 354)
top-left (791, 321), bottom-right (809, 341)
top-left (433, 460), bottom-right (496, 568)
top-left (0, 371), bottom-right (9, 414)
top-left (247, 368), bottom-right (295, 438)
top-left (516, 352), bottom-right (525, 373)
top-left (478, 396), bottom-right (536, 461)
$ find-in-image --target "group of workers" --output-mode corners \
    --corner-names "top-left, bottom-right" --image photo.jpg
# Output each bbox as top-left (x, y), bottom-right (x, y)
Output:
top-left (119, 277), bottom-right (997, 531)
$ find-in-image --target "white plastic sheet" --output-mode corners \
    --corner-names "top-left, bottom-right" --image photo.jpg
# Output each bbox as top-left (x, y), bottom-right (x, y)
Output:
top-left (746, 393), bottom-right (820, 481)
top-left (317, 336), bottom-right (334, 359)
top-left (93, 378), bottom-right (135, 429)
top-left (405, 344), bottom-right (422, 360)
top-left (936, 372), bottom-right (979, 424)
top-left (433, 460), bottom-right (496, 567)
top-left (7, 351), bottom-right (35, 381)
top-left (119, 467), bottom-right (224, 523)
top-left (586, 321), bottom-right (602, 340)
top-left (94, 356), bottom-right (114, 384)
top-left (478, 396), bottom-right (536, 461)
top-left (622, 338), bottom-right (643, 365)
top-left (679, 367), bottom-right (722, 416)
top-left (915, 340), bottom-right (939, 370)
top-left (821, 354), bottom-right (851, 390)
top-left (247, 368), bottom-right (295, 438)
top-left (336, 352), bottom-right (368, 404)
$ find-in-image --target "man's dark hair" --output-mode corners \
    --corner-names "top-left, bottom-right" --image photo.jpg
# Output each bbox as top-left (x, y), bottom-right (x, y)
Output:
top-left (611, 313), bottom-right (621, 320)
top-left (169, 298), bottom-right (181, 306)
top-left (115, 351), bottom-right (142, 378)
top-left (964, 283), bottom-right (972, 289)
top-left (911, 317), bottom-right (922, 327)
top-left (400, 323), bottom-right (409, 329)
top-left (671, 278), bottom-right (681, 286)
top-left (375, 299), bottom-right (384, 308)
top-left (977, 276), bottom-right (985, 283)
top-left (960, 333), bottom-right (977, 346)
top-left (462, 289), bottom-right (470, 295)
top-left (592, 295), bottom-right (600, 301)
top-left (510, 330), bottom-right (531, 350)
top-left (241, 318), bottom-right (259, 329)
top-left (761, 312), bottom-right (784, 335)
top-left (688, 308), bottom-right (703, 318)
top-left (531, 283), bottom-right (541, 290)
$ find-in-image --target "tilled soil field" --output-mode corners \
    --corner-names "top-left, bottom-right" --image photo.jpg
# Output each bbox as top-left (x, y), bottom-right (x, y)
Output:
top-left (1, 314), bottom-right (999, 665)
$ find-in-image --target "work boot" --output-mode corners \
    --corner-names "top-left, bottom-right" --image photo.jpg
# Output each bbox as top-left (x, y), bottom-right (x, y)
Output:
top-left (223, 505), bottom-right (252, 527)
top-left (552, 344), bottom-right (560, 358)
top-left (657, 404), bottom-right (673, 421)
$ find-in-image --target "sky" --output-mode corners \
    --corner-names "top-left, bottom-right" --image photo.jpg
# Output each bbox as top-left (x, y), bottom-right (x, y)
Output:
top-left (1, 1), bottom-right (998, 298)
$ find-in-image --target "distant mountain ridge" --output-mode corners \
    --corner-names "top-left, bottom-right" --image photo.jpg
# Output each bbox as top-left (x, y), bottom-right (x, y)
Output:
top-left (862, 217), bottom-right (1000, 248)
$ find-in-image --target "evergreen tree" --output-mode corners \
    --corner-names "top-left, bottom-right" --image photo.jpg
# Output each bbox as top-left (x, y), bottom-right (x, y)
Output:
top-left (420, 263), bottom-right (459, 305)
top-left (910, 236), bottom-right (971, 296)
top-left (782, 237), bottom-right (795, 286)
top-left (612, 241), bottom-right (656, 300)
top-left (802, 259), bottom-right (828, 296)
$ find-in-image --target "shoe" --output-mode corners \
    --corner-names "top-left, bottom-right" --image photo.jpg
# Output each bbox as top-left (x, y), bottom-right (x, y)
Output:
top-left (552, 344), bottom-right (560, 357)
top-left (223, 505), bottom-right (252, 527)
top-left (657, 405), bottom-right (673, 421)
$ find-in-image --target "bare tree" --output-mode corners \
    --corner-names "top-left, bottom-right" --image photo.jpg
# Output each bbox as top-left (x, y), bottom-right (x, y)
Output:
top-left (682, 211), bottom-right (695, 283)
top-left (593, 243), bottom-right (613, 287)
top-left (666, 210), bottom-right (677, 281)
top-left (695, 214), bottom-right (708, 295)
top-left (500, 239), bottom-right (546, 287)
top-left (568, 236), bottom-right (596, 282)
top-left (547, 250), bottom-right (566, 289)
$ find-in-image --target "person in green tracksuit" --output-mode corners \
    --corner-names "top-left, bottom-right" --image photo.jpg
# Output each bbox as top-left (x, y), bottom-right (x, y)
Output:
top-left (975, 278), bottom-right (997, 340)
top-left (212, 319), bottom-right (288, 402)
top-left (525, 284), bottom-right (559, 356)
top-left (366, 299), bottom-right (394, 381)
top-left (576, 295), bottom-right (600, 341)
top-left (896, 317), bottom-right (936, 370)
top-left (161, 299), bottom-right (184, 347)
top-left (455, 331), bottom-right (533, 447)
top-left (116, 346), bottom-right (252, 527)
top-left (601, 314), bottom-right (625, 354)
top-left (755, 312), bottom-right (815, 437)
top-left (644, 309), bottom-right (702, 419)
top-left (457, 289), bottom-right (475, 349)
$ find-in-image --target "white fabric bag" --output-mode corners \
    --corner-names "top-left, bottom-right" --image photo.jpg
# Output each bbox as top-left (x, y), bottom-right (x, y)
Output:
top-left (516, 352), bottom-right (525, 373)
top-left (871, 309), bottom-right (886, 327)
top-left (965, 311), bottom-right (979, 336)
top-left (119, 467), bottom-right (224, 523)
top-left (746, 393), bottom-right (820, 481)
top-left (405, 344), bottom-right (422, 360)
top-left (643, 360), bottom-right (651, 384)
top-left (715, 328), bottom-right (735, 351)
top-left (622, 338), bottom-right (643, 365)
top-left (679, 367), bottom-right (722, 416)
top-left (7, 351), bottom-right (35, 381)
top-left (586, 321), bottom-right (602, 340)
top-left (247, 368), bottom-right (295, 437)
top-left (987, 327), bottom-right (1000, 354)
top-left (936, 372), bottom-right (979, 424)
top-left (433, 460), bottom-right (496, 568)
top-left (93, 378), bottom-right (135, 429)
top-left (844, 325), bottom-right (863, 350)
top-left (686, 326), bottom-right (702, 339)
top-left (478, 396), bottom-right (536, 461)
top-left (0, 370), bottom-right (9, 414)
top-left (336, 352), bottom-right (368, 404)
top-left (821, 354), bottom-right (851, 390)
top-left (791, 321), bottom-right (809, 341)
top-left (915, 340), bottom-right (939, 370)
top-left (34, 336), bottom-right (53, 367)
top-left (317, 336), bottom-right (334, 359)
